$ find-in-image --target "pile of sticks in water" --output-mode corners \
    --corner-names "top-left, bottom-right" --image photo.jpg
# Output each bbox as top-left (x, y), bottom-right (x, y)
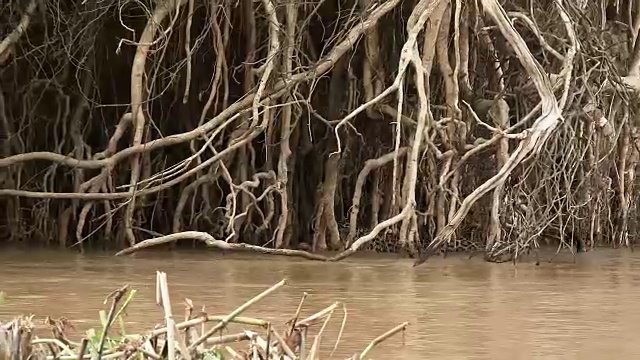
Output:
top-left (0, 272), bottom-right (408, 359)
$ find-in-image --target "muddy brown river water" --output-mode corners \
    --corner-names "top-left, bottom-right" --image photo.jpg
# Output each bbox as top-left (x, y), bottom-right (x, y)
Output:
top-left (1, 248), bottom-right (640, 359)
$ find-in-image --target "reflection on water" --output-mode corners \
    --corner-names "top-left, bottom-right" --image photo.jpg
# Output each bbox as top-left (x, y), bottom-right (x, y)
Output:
top-left (1, 248), bottom-right (640, 359)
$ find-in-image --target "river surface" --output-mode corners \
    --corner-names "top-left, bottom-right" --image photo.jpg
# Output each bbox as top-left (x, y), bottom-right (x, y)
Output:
top-left (1, 248), bottom-right (640, 359)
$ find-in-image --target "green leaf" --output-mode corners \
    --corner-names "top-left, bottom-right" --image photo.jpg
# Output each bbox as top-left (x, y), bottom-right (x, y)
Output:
top-left (0, 291), bottom-right (6, 305)
top-left (201, 351), bottom-right (224, 360)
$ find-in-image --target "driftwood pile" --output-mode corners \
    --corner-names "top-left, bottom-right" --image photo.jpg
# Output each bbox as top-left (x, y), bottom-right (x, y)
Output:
top-left (0, 272), bottom-right (408, 359)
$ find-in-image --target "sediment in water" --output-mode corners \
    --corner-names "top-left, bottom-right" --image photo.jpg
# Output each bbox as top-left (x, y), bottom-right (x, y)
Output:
top-left (0, 271), bottom-right (408, 360)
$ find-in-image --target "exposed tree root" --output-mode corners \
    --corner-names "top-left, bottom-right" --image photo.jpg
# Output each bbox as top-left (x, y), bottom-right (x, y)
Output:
top-left (115, 231), bottom-right (331, 261)
top-left (1, 0), bottom-right (639, 265)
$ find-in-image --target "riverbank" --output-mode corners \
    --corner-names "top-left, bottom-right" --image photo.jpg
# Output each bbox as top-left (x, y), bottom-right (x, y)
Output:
top-left (0, 240), bottom-right (598, 263)
top-left (0, 271), bottom-right (408, 360)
